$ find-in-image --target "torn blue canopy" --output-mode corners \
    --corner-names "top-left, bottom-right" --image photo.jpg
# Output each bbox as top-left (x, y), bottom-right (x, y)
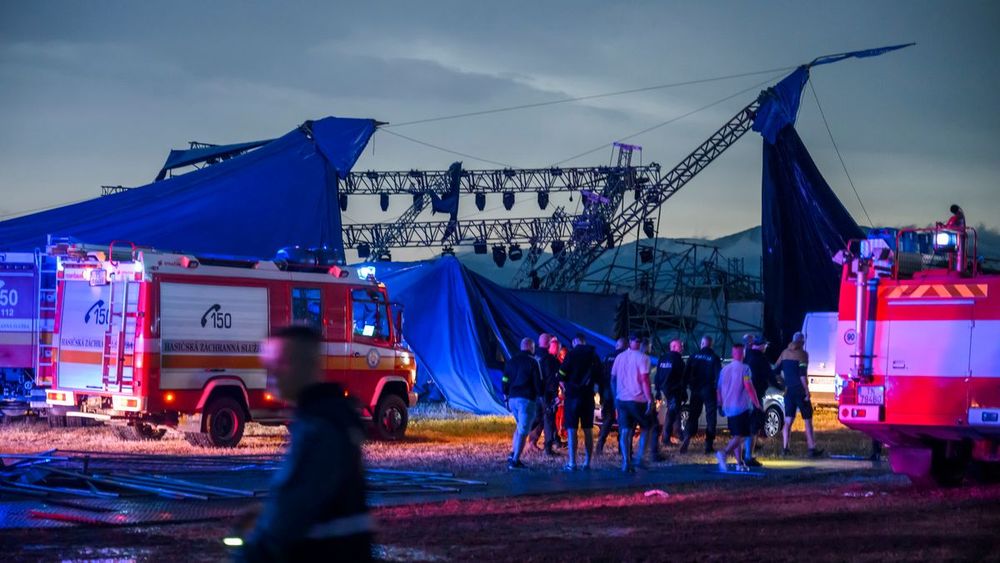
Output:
top-left (155, 139), bottom-right (274, 181)
top-left (0, 116), bottom-right (376, 259)
top-left (372, 257), bottom-right (615, 415)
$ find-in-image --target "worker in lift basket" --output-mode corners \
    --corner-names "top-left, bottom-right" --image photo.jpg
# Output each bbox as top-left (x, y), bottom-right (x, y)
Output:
top-left (238, 325), bottom-right (373, 563)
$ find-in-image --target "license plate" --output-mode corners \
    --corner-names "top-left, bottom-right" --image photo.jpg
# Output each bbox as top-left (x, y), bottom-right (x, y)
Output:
top-left (857, 385), bottom-right (884, 405)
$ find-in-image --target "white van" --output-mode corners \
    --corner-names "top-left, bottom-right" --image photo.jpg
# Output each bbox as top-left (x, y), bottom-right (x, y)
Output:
top-left (801, 312), bottom-right (838, 405)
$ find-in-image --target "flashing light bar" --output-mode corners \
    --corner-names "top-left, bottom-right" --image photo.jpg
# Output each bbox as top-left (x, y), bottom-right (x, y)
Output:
top-left (934, 230), bottom-right (958, 251)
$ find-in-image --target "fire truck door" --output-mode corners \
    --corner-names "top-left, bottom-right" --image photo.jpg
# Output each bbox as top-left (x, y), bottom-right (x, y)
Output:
top-left (348, 288), bottom-right (392, 400)
top-left (968, 315), bottom-right (1000, 429)
top-left (885, 313), bottom-right (972, 424)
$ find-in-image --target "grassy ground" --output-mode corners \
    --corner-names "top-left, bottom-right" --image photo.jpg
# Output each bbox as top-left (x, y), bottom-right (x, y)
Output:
top-left (0, 403), bottom-right (875, 474)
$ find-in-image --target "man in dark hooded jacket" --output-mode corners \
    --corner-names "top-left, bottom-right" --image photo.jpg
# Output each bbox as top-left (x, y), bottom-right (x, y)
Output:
top-left (241, 325), bottom-right (372, 562)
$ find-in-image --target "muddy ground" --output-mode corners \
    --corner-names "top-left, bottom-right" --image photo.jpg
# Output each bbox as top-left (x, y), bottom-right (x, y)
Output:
top-left (3, 408), bottom-right (1000, 561)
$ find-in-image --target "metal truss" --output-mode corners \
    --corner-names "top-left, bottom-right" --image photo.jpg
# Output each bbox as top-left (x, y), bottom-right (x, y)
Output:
top-left (343, 211), bottom-right (574, 249)
top-left (525, 99), bottom-right (761, 291)
top-left (339, 163), bottom-right (661, 195)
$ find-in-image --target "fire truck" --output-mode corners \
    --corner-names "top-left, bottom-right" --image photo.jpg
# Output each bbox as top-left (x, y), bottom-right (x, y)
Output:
top-left (0, 251), bottom-right (56, 419)
top-left (44, 241), bottom-right (417, 447)
top-left (836, 226), bottom-right (1000, 485)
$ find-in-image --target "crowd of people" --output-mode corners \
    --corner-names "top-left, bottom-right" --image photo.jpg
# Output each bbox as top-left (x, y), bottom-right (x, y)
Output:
top-left (502, 330), bottom-right (824, 473)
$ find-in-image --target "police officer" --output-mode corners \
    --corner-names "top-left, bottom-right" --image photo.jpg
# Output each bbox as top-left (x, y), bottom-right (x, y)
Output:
top-left (679, 335), bottom-right (722, 454)
top-left (595, 337), bottom-right (627, 455)
top-left (242, 325), bottom-right (372, 562)
top-left (658, 339), bottom-right (686, 448)
top-left (558, 333), bottom-right (604, 470)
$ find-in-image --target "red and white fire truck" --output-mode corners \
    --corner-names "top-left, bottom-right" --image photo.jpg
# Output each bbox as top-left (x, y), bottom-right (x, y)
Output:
top-left (44, 241), bottom-right (417, 447)
top-left (836, 226), bottom-right (1000, 485)
top-left (0, 251), bottom-right (56, 418)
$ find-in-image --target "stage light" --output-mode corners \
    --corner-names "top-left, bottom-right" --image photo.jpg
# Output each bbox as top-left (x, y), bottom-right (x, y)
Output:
top-left (635, 185), bottom-right (643, 203)
top-left (537, 191), bottom-right (549, 210)
top-left (492, 245), bottom-right (507, 267)
top-left (377, 251), bottom-right (392, 262)
top-left (639, 247), bottom-right (654, 264)
top-left (356, 243), bottom-right (371, 259)
top-left (503, 192), bottom-right (515, 211)
top-left (380, 192), bottom-right (390, 212)
top-left (339, 193), bottom-right (348, 212)
top-left (442, 246), bottom-right (455, 257)
top-left (551, 240), bottom-right (565, 255)
top-left (475, 192), bottom-right (486, 211)
top-left (508, 244), bottom-right (523, 261)
top-left (473, 239), bottom-right (488, 255)
top-left (643, 219), bottom-right (656, 239)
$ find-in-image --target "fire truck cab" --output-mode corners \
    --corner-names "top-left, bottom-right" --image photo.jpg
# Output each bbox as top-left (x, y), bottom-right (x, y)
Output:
top-left (836, 226), bottom-right (1000, 485)
top-left (45, 242), bottom-right (417, 447)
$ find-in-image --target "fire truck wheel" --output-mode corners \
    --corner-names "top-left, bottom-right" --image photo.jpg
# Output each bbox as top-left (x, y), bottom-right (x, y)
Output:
top-left (763, 406), bottom-right (784, 438)
top-left (202, 396), bottom-right (246, 448)
top-left (372, 394), bottom-right (408, 441)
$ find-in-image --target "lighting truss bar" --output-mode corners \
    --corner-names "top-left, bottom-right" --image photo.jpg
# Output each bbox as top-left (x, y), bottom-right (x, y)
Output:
top-left (339, 164), bottom-right (662, 195)
top-left (343, 213), bottom-right (575, 249)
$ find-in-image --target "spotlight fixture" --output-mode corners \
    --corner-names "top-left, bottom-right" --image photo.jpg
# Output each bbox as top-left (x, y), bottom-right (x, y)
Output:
top-left (356, 243), bottom-right (371, 259)
top-left (643, 219), bottom-right (656, 239)
top-left (639, 247), bottom-right (654, 264)
top-left (475, 192), bottom-right (486, 211)
top-left (473, 239), bottom-right (488, 255)
top-left (508, 244), bottom-right (523, 261)
top-left (502, 191), bottom-right (515, 211)
top-left (380, 192), bottom-right (390, 212)
top-left (441, 246), bottom-right (456, 257)
top-left (492, 245), bottom-right (507, 267)
top-left (537, 191), bottom-right (549, 210)
top-left (551, 240), bottom-right (565, 255)
top-left (376, 251), bottom-right (392, 262)
top-left (339, 193), bottom-right (348, 212)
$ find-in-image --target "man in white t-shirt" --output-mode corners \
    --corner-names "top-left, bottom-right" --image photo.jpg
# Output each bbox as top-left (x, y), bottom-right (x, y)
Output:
top-left (715, 344), bottom-right (761, 472)
top-left (611, 333), bottom-right (653, 472)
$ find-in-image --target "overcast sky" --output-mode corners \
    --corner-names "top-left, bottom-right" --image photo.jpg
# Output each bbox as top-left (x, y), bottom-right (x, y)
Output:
top-left (2, 1), bottom-right (998, 258)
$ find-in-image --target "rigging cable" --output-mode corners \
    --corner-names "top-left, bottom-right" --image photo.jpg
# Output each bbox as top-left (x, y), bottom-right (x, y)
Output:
top-left (550, 72), bottom-right (785, 167)
top-left (378, 129), bottom-right (514, 168)
top-left (386, 66), bottom-right (796, 128)
top-left (808, 80), bottom-right (875, 227)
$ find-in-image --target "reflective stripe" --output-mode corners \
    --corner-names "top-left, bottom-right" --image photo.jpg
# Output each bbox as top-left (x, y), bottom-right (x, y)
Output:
top-left (306, 513), bottom-right (375, 539)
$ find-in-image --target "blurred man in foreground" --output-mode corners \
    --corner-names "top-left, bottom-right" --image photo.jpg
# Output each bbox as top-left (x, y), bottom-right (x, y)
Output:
top-left (240, 325), bottom-right (372, 562)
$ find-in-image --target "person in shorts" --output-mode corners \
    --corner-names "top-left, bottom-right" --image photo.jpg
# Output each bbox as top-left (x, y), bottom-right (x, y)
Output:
top-left (611, 333), bottom-right (653, 472)
top-left (715, 343), bottom-right (761, 472)
top-left (775, 332), bottom-right (823, 458)
top-left (558, 333), bottom-right (604, 470)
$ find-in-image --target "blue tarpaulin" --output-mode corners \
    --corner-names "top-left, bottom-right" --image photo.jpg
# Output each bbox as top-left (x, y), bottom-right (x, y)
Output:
top-left (373, 257), bottom-right (615, 415)
top-left (755, 69), bottom-right (865, 346)
top-left (0, 116), bottom-right (376, 259)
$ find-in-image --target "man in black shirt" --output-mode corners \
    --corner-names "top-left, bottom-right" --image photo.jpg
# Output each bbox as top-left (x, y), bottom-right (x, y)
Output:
top-left (680, 335), bottom-right (722, 454)
top-left (503, 337), bottom-right (544, 469)
top-left (743, 334), bottom-right (775, 466)
top-left (528, 333), bottom-right (562, 456)
top-left (596, 337), bottom-right (626, 455)
top-left (558, 333), bottom-right (604, 470)
top-left (657, 339), bottom-right (687, 448)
